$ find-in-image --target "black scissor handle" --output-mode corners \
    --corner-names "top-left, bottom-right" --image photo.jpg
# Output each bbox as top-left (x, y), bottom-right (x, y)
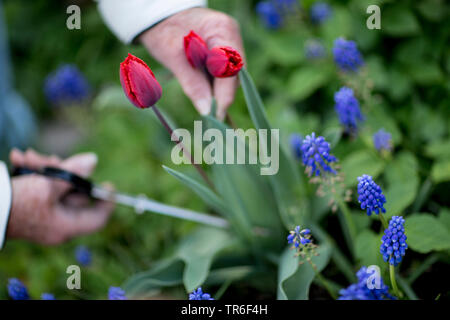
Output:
top-left (12, 166), bottom-right (93, 195)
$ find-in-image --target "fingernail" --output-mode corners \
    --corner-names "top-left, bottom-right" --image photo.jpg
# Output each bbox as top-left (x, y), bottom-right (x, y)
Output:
top-left (77, 153), bottom-right (98, 170)
top-left (216, 108), bottom-right (226, 121)
top-left (196, 98), bottom-right (211, 116)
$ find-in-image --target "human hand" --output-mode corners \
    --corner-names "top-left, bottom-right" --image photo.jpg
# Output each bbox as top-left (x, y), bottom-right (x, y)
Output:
top-left (7, 149), bottom-right (114, 245)
top-left (140, 7), bottom-right (245, 120)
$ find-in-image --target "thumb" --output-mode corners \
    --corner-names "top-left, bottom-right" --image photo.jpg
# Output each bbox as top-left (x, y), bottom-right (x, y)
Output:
top-left (61, 152), bottom-right (98, 177)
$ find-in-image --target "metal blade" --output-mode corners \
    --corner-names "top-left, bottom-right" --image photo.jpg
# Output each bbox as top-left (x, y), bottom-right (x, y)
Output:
top-left (91, 186), bottom-right (229, 229)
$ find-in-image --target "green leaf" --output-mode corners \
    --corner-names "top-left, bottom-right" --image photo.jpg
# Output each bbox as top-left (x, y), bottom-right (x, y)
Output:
top-left (438, 209), bottom-right (450, 232)
top-left (416, 0), bottom-right (446, 21)
top-left (92, 85), bottom-right (131, 110)
top-left (264, 34), bottom-right (305, 66)
top-left (408, 62), bottom-right (444, 85)
top-left (239, 69), bottom-right (307, 228)
top-left (431, 160), bottom-right (450, 183)
top-left (203, 116), bottom-right (284, 237)
top-left (405, 214), bottom-right (450, 253)
top-left (177, 228), bottom-right (236, 292)
top-left (321, 6), bottom-right (352, 43)
top-left (123, 227), bottom-right (236, 296)
top-left (355, 230), bottom-right (386, 273)
top-left (162, 165), bottom-right (228, 216)
top-left (123, 259), bottom-right (184, 298)
top-left (384, 152), bottom-right (419, 216)
top-left (286, 65), bottom-right (332, 101)
top-left (383, 5), bottom-right (420, 36)
top-left (425, 139), bottom-right (450, 159)
top-left (341, 150), bottom-right (385, 187)
top-left (277, 244), bottom-right (331, 300)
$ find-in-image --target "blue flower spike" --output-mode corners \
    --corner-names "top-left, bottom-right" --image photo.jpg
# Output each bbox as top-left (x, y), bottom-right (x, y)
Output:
top-left (287, 225), bottom-right (318, 259)
top-left (290, 133), bottom-right (303, 159)
top-left (189, 287), bottom-right (214, 300)
top-left (41, 293), bottom-right (56, 300)
top-left (333, 38), bottom-right (364, 72)
top-left (300, 133), bottom-right (338, 177)
top-left (305, 39), bottom-right (326, 60)
top-left (7, 278), bottom-right (30, 300)
top-left (310, 2), bottom-right (332, 24)
top-left (44, 64), bottom-right (90, 106)
top-left (380, 216), bottom-right (408, 266)
top-left (373, 129), bottom-right (392, 152)
top-left (256, 1), bottom-right (283, 29)
top-left (287, 226), bottom-right (312, 248)
top-left (334, 87), bottom-right (364, 132)
top-left (338, 266), bottom-right (396, 300)
top-left (357, 174), bottom-right (386, 216)
top-left (108, 286), bottom-right (127, 300)
top-left (75, 245), bottom-right (92, 267)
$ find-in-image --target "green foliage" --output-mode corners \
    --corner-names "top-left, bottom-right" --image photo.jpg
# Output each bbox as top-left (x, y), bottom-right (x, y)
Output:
top-left (277, 244), bottom-right (332, 300)
top-left (2, 0), bottom-right (449, 300)
top-left (405, 214), bottom-right (450, 253)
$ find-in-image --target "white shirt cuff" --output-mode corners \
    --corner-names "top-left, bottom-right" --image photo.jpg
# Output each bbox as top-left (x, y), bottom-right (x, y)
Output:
top-left (97, 0), bottom-right (207, 44)
top-left (0, 161), bottom-right (12, 249)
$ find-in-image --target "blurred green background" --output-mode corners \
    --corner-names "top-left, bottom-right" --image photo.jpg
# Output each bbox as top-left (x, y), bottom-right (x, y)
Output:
top-left (0, 0), bottom-right (449, 299)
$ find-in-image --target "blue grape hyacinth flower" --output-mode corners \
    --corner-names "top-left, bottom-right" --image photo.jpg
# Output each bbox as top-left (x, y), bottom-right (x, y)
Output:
top-left (44, 64), bottom-right (90, 106)
top-left (332, 38), bottom-right (364, 72)
top-left (305, 39), bottom-right (326, 59)
top-left (287, 226), bottom-right (312, 248)
top-left (290, 133), bottom-right (303, 159)
top-left (310, 2), bottom-right (332, 24)
top-left (338, 266), bottom-right (396, 300)
top-left (75, 245), bottom-right (92, 266)
top-left (373, 129), bottom-right (392, 152)
top-left (357, 174), bottom-right (386, 216)
top-left (256, 1), bottom-right (283, 29)
top-left (108, 286), bottom-right (127, 300)
top-left (380, 216), bottom-right (408, 266)
top-left (300, 133), bottom-right (337, 176)
top-left (41, 293), bottom-right (56, 300)
top-left (7, 278), bottom-right (30, 300)
top-left (189, 287), bottom-right (214, 300)
top-left (334, 86), bottom-right (364, 132)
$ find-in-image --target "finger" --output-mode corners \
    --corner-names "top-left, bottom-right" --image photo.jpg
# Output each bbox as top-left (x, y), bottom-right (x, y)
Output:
top-left (54, 200), bottom-right (114, 238)
top-left (213, 77), bottom-right (239, 120)
top-left (51, 153), bottom-right (98, 201)
top-left (173, 64), bottom-right (213, 115)
top-left (22, 149), bottom-right (61, 169)
top-left (9, 148), bottom-right (25, 167)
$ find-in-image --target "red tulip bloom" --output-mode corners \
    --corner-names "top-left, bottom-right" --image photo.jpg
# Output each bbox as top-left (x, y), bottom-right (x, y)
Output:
top-left (184, 30), bottom-right (210, 69)
top-left (120, 53), bottom-right (162, 109)
top-left (206, 46), bottom-right (243, 78)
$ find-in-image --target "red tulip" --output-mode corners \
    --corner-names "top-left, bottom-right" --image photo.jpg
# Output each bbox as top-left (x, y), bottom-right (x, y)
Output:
top-left (184, 30), bottom-right (210, 69)
top-left (120, 53), bottom-right (162, 109)
top-left (206, 46), bottom-right (243, 78)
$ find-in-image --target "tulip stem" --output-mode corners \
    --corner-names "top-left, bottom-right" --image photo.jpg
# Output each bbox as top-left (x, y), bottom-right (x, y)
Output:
top-left (151, 105), bottom-right (216, 191)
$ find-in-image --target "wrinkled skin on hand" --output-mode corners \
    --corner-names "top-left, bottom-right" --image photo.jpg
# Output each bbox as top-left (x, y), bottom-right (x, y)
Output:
top-left (7, 149), bottom-right (114, 245)
top-left (140, 8), bottom-right (245, 120)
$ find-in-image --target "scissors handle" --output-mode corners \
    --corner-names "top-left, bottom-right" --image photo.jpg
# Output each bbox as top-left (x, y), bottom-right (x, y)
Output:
top-left (12, 166), bottom-right (94, 195)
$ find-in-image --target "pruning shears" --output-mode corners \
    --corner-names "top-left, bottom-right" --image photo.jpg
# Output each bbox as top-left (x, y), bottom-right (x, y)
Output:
top-left (11, 166), bottom-right (229, 229)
